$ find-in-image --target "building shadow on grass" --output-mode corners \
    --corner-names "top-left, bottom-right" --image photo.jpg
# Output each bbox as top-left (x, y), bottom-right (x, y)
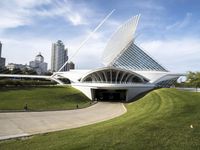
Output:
top-left (125, 88), bottom-right (160, 103)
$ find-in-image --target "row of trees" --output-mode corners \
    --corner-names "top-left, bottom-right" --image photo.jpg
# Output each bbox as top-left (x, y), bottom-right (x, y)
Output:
top-left (0, 68), bottom-right (37, 75)
top-left (0, 79), bottom-right (56, 87)
top-left (186, 71), bottom-right (200, 88)
top-left (0, 68), bottom-right (52, 75)
top-left (176, 71), bottom-right (200, 88)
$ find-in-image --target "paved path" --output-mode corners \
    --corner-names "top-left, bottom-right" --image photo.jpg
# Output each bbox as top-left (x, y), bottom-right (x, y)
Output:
top-left (176, 87), bottom-right (200, 92)
top-left (0, 102), bottom-right (126, 140)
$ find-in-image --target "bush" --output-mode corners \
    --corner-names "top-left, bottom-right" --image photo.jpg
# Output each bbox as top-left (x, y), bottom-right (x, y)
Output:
top-left (0, 79), bottom-right (57, 87)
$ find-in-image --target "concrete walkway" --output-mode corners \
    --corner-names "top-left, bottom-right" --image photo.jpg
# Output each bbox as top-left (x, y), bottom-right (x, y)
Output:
top-left (176, 87), bottom-right (200, 92)
top-left (0, 102), bottom-right (126, 140)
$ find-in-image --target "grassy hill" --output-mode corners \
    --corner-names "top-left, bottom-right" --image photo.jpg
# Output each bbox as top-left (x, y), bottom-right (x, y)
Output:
top-left (0, 86), bottom-right (91, 111)
top-left (0, 88), bottom-right (200, 149)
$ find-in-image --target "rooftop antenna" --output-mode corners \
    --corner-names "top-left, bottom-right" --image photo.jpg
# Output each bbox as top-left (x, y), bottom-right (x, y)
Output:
top-left (56, 9), bottom-right (115, 73)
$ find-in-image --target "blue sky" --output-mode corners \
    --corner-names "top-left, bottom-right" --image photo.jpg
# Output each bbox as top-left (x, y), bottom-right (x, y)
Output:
top-left (0, 0), bottom-right (200, 72)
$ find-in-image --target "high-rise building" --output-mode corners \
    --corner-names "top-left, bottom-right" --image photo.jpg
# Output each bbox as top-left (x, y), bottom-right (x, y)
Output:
top-left (66, 61), bottom-right (75, 71)
top-left (51, 40), bottom-right (68, 72)
top-left (29, 52), bottom-right (48, 75)
top-left (0, 41), bottom-right (6, 69)
top-left (0, 41), bottom-right (2, 57)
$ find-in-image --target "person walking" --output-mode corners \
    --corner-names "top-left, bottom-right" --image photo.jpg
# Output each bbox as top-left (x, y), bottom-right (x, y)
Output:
top-left (24, 104), bottom-right (28, 111)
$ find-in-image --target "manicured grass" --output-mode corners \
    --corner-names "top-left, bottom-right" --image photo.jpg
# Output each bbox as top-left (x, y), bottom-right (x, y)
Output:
top-left (0, 86), bottom-right (91, 111)
top-left (0, 88), bottom-right (200, 149)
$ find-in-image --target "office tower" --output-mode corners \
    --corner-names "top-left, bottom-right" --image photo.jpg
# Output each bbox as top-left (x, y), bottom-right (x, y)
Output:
top-left (51, 40), bottom-right (68, 72)
top-left (0, 41), bottom-right (6, 69)
top-left (0, 41), bottom-right (2, 57)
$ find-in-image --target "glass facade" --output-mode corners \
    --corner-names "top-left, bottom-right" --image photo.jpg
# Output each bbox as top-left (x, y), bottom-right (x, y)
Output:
top-left (155, 77), bottom-right (179, 88)
top-left (111, 41), bottom-right (168, 72)
top-left (51, 40), bottom-right (68, 72)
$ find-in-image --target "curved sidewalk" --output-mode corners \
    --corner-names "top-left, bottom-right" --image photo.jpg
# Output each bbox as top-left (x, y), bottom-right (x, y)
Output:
top-left (0, 102), bottom-right (126, 140)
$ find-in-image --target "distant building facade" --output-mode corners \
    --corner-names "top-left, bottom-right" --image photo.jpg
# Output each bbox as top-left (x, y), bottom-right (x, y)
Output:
top-left (6, 63), bottom-right (27, 71)
top-left (51, 40), bottom-right (68, 72)
top-left (29, 53), bottom-right (48, 75)
top-left (67, 61), bottom-right (75, 71)
top-left (0, 41), bottom-right (6, 69)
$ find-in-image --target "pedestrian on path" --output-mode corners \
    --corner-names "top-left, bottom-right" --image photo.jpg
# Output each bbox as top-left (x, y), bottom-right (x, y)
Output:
top-left (24, 104), bottom-right (28, 111)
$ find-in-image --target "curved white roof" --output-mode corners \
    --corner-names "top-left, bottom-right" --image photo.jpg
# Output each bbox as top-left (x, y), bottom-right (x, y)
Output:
top-left (80, 67), bottom-right (149, 82)
top-left (52, 68), bottom-right (183, 84)
top-left (134, 71), bottom-right (183, 83)
top-left (102, 14), bottom-right (140, 66)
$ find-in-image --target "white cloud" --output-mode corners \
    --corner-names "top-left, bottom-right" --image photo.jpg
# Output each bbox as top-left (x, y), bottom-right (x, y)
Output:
top-left (37, 0), bottom-right (89, 25)
top-left (139, 38), bottom-right (200, 72)
top-left (0, 0), bottom-right (92, 30)
top-left (0, 0), bottom-right (51, 29)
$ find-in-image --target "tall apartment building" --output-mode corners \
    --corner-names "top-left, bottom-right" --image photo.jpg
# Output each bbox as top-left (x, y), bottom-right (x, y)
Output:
top-left (51, 40), bottom-right (68, 72)
top-left (0, 41), bottom-right (6, 69)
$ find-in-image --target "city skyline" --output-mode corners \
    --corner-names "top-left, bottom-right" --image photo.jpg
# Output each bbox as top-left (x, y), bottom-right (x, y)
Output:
top-left (0, 0), bottom-right (200, 72)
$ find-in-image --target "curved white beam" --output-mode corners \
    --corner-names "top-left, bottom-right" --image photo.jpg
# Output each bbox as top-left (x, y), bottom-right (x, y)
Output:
top-left (56, 9), bottom-right (115, 73)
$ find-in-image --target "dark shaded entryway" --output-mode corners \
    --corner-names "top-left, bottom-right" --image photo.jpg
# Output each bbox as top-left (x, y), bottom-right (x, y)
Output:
top-left (92, 89), bottom-right (127, 102)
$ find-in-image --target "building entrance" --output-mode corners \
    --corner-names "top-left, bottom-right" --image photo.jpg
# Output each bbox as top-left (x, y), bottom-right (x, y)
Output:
top-left (93, 89), bottom-right (126, 102)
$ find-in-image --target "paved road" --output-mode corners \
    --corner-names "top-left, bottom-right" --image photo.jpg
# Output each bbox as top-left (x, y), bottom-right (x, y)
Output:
top-left (176, 87), bottom-right (200, 92)
top-left (0, 102), bottom-right (126, 140)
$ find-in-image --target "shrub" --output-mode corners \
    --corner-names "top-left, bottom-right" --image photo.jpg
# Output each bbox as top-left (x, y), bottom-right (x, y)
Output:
top-left (0, 79), bottom-right (56, 87)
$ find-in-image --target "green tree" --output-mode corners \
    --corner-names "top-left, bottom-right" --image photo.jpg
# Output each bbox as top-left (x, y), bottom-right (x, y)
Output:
top-left (11, 68), bottom-right (23, 74)
top-left (22, 68), bottom-right (37, 75)
top-left (0, 68), bottom-right (11, 74)
top-left (187, 71), bottom-right (200, 91)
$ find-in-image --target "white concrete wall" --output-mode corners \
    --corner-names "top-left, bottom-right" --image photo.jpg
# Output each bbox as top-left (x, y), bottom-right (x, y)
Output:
top-left (72, 83), bottom-right (155, 102)
top-left (72, 85), bottom-right (93, 100)
top-left (126, 86), bottom-right (154, 101)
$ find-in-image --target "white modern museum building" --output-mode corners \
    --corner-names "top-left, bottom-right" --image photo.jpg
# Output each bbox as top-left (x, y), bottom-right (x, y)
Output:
top-left (51, 15), bottom-right (182, 101)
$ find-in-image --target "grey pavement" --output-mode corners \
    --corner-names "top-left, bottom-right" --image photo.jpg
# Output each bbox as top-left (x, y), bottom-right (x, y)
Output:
top-left (176, 87), bottom-right (200, 92)
top-left (0, 102), bottom-right (126, 140)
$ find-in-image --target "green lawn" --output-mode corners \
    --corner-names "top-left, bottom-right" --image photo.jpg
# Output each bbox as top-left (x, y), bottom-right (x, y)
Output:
top-left (0, 86), bottom-right (91, 111)
top-left (0, 88), bottom-right (200, 150)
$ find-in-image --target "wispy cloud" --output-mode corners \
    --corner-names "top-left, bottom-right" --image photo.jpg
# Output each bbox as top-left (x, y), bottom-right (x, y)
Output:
top-left (0, 0), bottom-right (92, 30)
top-left (166, 12), bottom-right (192, 30)
top-left (134, 0), bottom-right (164, 11)
top-left (35, 0), bottom-right (90, 26)
top-left (0, 0), bottom-right (51, 29)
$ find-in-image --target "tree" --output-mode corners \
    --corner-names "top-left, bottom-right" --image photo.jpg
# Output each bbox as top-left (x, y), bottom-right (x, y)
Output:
top-left (0, 68), bottom-right (11, 74)
top-left (11, 68), bottom-right (23, 74)
top-left (22, 68), bottom-right (37, 75)
top-left (44, 71), bottom-right (53, 76)
top-left (186, 71), bottom-right (200, 91)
